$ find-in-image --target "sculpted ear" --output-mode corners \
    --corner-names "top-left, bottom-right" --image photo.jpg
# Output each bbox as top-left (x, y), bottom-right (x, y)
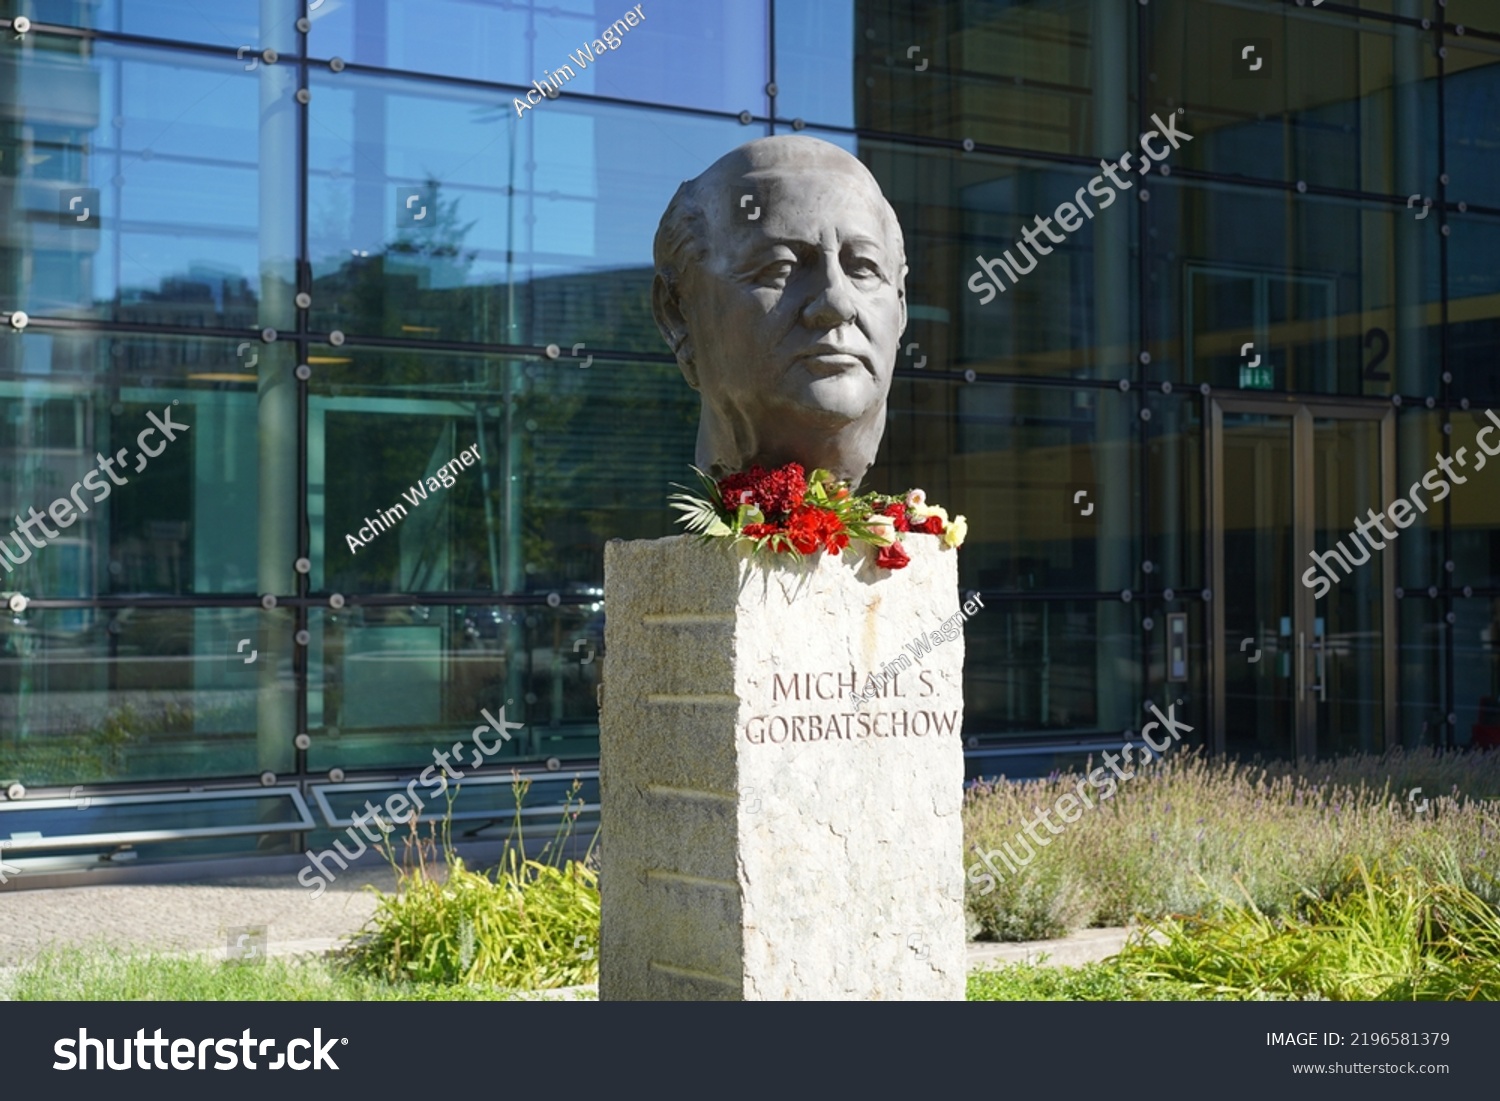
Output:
top-left (897, 263), bottom-right (909, 336)
top-left (652, 272), bottom-right (698, 389)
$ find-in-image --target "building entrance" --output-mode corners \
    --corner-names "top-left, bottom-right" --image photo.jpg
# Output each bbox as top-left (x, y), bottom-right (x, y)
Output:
top-left (1209, 396), bottom-right (1397, 758)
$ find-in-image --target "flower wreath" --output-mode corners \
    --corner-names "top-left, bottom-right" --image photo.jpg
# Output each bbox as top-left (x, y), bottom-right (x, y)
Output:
top-left (669, 461), bottom-right (965, 570)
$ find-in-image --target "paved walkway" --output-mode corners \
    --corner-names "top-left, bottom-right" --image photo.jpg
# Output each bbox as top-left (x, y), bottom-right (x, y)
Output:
top-left (0, 869), bottom-right (398, 966)
top-left (0, 873), bottom-right (1130, 975)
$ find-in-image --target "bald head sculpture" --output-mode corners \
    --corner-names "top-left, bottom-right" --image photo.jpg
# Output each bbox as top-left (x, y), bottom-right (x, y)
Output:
top-left (652, 136), bottom-right (908, 489)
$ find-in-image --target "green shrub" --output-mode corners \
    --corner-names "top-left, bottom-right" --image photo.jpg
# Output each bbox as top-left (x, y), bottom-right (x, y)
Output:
top-left (1113, 860), bottom-right (1500, 1000)
top-left (340, 778), bottom-right (600, 991)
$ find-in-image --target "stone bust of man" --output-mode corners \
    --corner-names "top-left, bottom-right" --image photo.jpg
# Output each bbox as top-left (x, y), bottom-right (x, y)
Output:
top-left (652, 136), bottom-right (908, 490)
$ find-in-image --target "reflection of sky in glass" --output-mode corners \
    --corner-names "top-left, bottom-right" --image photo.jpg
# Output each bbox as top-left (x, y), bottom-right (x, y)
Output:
top-left (21, 3), bottom-right (792, 312)
top-left (307, 73), bottom-right (757, 292)
top-left (772, 3), bottom-right (855, 129)
top-left (95, 0), bottom-right (272, 50)
top-left (310, 0), bottom-right (767, 116)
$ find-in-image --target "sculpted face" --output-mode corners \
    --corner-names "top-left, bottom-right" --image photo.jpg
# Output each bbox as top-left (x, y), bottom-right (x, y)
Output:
top-left (653, 138), bottom-right (907, 487)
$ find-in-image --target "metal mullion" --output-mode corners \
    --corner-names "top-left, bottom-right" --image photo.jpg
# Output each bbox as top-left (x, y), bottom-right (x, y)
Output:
top-left (1435, 8), bottom-right (1456, 739)
top-left (1209, 397), bottom-right (1225, 752)
top-left (296, 21), bottom-right (312, 782)
top-left (1293, 404), bottom-right (1315, 759)
top-left (1381, 407), bottom-right (1398, 749)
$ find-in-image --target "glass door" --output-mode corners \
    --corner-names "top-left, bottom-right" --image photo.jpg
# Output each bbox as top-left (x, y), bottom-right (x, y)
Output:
top-left (1210, 398), bottom-right (1396, 758)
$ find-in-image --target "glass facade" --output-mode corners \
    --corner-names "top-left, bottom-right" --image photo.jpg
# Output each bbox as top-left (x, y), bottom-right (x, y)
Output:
top-left (1, 0), bottom-right (1497, 870)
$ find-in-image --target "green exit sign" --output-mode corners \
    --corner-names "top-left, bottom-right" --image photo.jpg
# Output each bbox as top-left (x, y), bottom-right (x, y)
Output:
top-left (1239, 363), bottom-right (1273, 390)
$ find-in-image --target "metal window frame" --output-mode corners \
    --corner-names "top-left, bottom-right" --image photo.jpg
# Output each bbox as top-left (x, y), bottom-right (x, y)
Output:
top-left (308, 768), bottom-right (600, 828)
top-left (0, 786), bottom-right (315, 853)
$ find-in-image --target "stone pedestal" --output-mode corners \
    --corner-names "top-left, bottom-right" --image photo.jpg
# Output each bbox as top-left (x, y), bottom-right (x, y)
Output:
top-left (599, 534), bottom-right (966, 1000)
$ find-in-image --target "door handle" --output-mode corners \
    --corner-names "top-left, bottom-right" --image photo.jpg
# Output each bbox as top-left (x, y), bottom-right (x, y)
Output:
top-left (1313, 636), bottom-right (1327, 702)
top-left (1297, 631), bottom-right (1305, 702)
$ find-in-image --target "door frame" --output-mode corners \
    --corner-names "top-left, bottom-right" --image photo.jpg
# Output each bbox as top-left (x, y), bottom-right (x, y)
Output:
top-left (1208, 393), bottom-right (1398, 758)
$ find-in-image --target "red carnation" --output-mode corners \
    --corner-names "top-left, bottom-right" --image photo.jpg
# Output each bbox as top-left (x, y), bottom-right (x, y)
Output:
top-left (717, 463), bottom-right (808, 520)
top-left (785, 505), bottom-right (847, 556)
top-left (881, 502), bottom-right (912, 532)
top-left (914, 515), bottom-right (944, 536)
top-left (875, 541), bottom-right (910, 570)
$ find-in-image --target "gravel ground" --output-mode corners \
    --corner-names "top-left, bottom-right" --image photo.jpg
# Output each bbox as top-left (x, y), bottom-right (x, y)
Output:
top-left (0, 867), bottom-right (400, 967)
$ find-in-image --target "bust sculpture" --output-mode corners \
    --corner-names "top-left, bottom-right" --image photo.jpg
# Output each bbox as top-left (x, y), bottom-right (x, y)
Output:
top-left (652, 136), bottom-right (908, 490)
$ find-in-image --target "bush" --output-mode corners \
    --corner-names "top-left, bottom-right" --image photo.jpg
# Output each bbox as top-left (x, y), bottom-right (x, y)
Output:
top-left (964, 748), bottom-right (1500, 941)
top-left (1112, 860), bottom-right (1500, 1000)
top-left (969, 861), bottom-right (1500, 1001)
top-left (340, 777), bottom-right (600, 991)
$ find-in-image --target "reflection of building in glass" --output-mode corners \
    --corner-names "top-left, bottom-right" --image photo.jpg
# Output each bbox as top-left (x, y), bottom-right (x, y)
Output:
top-left (0, 0), bottom-right (1498, 879)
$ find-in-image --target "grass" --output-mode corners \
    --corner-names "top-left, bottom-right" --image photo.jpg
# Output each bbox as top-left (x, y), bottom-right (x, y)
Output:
top-left (5, 944), bottom-right (595, 1001)
top-left (965, 747), bottom-right (1500, 941)
top-left (969, 860), bottom-right (1500, 1001)
top-left (966, 960), bottom-right (1209, 1001)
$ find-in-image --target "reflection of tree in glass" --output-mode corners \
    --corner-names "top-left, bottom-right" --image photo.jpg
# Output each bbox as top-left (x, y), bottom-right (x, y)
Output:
top-left (309, 177), bottom-right (697, 596)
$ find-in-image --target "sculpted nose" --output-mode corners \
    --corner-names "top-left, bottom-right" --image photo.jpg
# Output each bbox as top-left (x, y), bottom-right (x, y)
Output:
top-left (801, 256), bottom-right (858, 329)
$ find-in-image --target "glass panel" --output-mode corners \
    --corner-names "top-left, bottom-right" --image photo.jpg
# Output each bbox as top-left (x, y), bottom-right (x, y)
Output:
top-left (963, 598), bottom-right (1137, 743)
top-left (1449, 407), bottom-right (1500, 590)
top-left (1146, 389), bottom-right (1204, 591)
top-left (1310, 415), bottom-right (1386, 755)
top-left (59, 0), bottom-right (297, 52)
top-left (310, 0), bottom-right (765, 116)
top-left (307, 70), bottom-right (750, 347)
top-left (0, 39), bottom-right (295, 328)
top-left (1444, 40), bottom-right (1500, 209)
top-left (1157, 179), bottom-right (1441, 397)
top-left (309, 345), bottom-right (696, 596)
top-left (1454, 593), bottom-right (1500, 750)
top-left (305, 603), bottom-right (602, 772)
top-left (874, 381), bottom-right (1136, 594)
top-left (1395, 409), bottom-right (1445, 588)
top-left (1398, 595), bottom-right (1449, 749)
top-left (0, 606), bottom-right (294, 785)
top-left (0, 331), bottom-right (265, 599)
top-left (1148, 2), bottom-right (1437, 194)
top-left (1220, 409), bottom-right (1294, 759)
top-left (1447, 209), bottom-right (1500, 406)
top-left (785, 0), bottom-right (1131, 158)
top-left (881, 136), bottom-right (1139, 382)
top-left (1447, 5), bottom-right (1500, 37)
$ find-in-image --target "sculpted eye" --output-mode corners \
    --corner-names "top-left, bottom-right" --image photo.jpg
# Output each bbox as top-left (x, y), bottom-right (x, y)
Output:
top-left (757, 259), bottom-right (795, 284)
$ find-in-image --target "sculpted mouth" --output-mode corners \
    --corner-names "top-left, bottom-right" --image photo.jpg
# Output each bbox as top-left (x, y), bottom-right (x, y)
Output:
top-left (795, 347), bottom-right (870, 377)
